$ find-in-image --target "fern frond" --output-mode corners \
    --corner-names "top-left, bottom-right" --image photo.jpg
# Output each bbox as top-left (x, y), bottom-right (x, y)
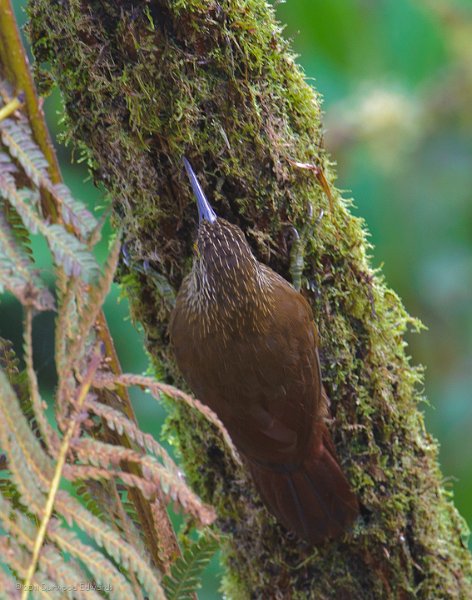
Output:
top-left (93, 372), bottom-right (240, 464)
top-left (22, 350), bottom-right (103, 591)
top-left (108, 481), bottom-right (150, 569)
top-left (114, 487), bottom-right (148, 555)
top-left (23, 308), bottom-right (59, 450)
top-left (0, 118), bottom-right (97, 239)
top-left (40, 544), bottom-right (104, 600)
top-left (73, 234), bottom-right (121, 350)
top-left (0, 537), bottom-right (61, 600)
top-left (55, 235), bottom-right (121, 420)
top-left (1, 461), bottom-right (153, 599)
top-left (0, 564), bottom-right (20, 600)
top-left (73, 481), bottom-right (108, 521)
top-left (63, 464), bottom-right (158, 499)
top-left (0, 149), bottom-right (19, 177)
top-left (48, 526), bottom-right (136, 600)
top-left (3, 202), bottom-right (33, 258)
top-left (55, 491), bottom-right (165, 599)
top-left (54, 280), bottom-right (83, 406)
top-left (51, 183), bottom-right (97, 239)
top-left (163, 533), bottom-right (219, 600)
top-left (0, 118), bottom-right (49, 186)
top-left (0, 304), bottom-right (164, 599)
top-left (74, 476), bottom-right (149, 565)
top-left (0, 493), bottom-right (101, 600)
top-left (71, 438), bottom-right (215, 526)
top-left (0, 469), bottom-right (30, 516)
top-left (0, 173), bottom-right (99, 281)
top-left (48, 224), bottom-right (99, 279)
top-left (85, 398), bottom-right (182, 477)
top-left (0, 370), bottom-right (53, 509)
top-left (0, 336), bottom-right (20, 382)
top-left (0, 211), bottom-right (54, 310)
top-left (73, 477), bottom-right (149, 596)
top-left (0, 149), bottom-right (34, 259)
top-left (0, 337), bottom-right (51, 450)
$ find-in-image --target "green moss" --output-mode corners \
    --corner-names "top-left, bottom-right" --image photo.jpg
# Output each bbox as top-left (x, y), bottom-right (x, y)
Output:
top-left (27, 0), bottom-right (471, 597)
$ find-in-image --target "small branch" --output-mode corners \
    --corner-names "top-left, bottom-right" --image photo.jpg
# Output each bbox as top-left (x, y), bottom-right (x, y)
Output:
top-left (21, 349), bottom-right (102, 599)
top-left (0, 96), bottom-right (22, 122)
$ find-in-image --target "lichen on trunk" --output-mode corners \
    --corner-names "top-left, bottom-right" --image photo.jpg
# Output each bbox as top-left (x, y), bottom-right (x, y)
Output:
top-left (27, 0), bottom-right (471, 597)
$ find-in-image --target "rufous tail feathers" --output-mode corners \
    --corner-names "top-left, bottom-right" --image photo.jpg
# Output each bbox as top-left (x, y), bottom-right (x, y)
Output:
top-left (247, 423), bottom-right (358, 543)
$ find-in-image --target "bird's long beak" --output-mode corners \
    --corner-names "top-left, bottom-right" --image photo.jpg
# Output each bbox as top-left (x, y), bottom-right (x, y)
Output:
top-left (183, 157), bottom-right (217, 224)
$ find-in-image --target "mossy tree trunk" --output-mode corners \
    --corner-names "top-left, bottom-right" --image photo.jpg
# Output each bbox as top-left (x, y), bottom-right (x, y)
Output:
top-left (27, 0), bottom-right (471, 597)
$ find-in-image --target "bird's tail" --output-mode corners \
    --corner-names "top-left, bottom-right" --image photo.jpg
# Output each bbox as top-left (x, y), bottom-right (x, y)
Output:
top-left (247, 423), bottom-right (358, 544)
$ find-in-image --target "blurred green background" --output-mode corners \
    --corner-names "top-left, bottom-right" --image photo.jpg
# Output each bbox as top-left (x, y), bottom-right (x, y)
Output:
top-left (3, 0), bottom-right (471, 597)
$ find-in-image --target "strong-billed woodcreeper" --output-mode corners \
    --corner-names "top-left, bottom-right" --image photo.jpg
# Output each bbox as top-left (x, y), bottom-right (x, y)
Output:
top-left (170, 159), bottom-right (359, 543)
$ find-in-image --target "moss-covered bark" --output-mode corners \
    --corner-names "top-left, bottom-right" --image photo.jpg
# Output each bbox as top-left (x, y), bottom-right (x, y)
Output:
top-left (27, 0), bottom-right (471, 597)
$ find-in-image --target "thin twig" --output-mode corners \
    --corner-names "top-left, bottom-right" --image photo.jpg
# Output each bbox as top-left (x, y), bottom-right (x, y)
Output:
top-left (0, 96), bottom-right (22, 122)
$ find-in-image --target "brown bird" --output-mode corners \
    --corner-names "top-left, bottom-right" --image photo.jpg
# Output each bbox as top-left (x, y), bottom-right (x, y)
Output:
top-left (170, 158), bottom-right (359, 543)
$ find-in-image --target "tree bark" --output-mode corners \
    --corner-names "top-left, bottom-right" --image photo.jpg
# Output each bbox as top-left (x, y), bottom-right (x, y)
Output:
top-left (27, 0), bottom-right (471, 597)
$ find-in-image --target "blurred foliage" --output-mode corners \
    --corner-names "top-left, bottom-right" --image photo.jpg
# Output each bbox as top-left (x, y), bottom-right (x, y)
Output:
top-left (2, 0), bottom-right (470, 596)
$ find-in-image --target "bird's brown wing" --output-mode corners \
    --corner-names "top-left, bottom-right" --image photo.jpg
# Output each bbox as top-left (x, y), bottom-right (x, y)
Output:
top-left (170, 270), bottom-right (323, 466)
top-left (170, 271), bottom-right (359, 542)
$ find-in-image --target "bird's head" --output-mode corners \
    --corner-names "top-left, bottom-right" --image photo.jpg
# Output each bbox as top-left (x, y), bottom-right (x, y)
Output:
top-left (183, 158), bottom-right (260, 298)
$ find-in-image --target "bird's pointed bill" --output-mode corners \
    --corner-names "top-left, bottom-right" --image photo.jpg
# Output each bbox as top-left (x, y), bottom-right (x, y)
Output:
top-left (183, 157), bottom-right (217, 223)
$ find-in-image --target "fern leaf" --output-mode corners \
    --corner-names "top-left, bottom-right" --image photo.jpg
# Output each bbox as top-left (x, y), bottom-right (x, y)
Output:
top-left (66, 234), bottom-right (121, 365)
top-left (48, 526), bottom-right (136, 600)
top-left (23, 308), bottom-right (59, 448)
top-left (52, 183), bottom-right (97, 238)
top-left (74, 481), bottom-right (108, 520)
top-left (0, 337), bottom-right (51, 449)
top-left (72, 438), bottom-right (215, 526)
top-left (0, 211), bottom-right (54, 310)
top-left (0, 493), bottom-right (102, 600)
top-left (55, 491), bottom-right (166, 599)
top-left (0, 185), bottom-right (41, 233)
top-left (0, 468), bottom-right (31, 517)
top-left (54, 279), bottom-right (82, 387)
top-left (163, 534), bottom-right (219, 600)
top-left (0, 372), bottom-right (162, 597)
top-left (0, 537), bottom-right (61, 600)
top-left (0, 370), bottom-right (54, 511)
top-left (0, 566), bottom-right (20, 600)
top-left (0, 336), bottom-right (20, 382)
top-left (0, 149), bottom-right (18, 177)
top-left (63, 464), bottom-right (158, 499)
top-left (73, 477), bottom-right (149, 567)
top-left (41, 544), bottom-right (104, 600)
top-left (74, 477), bottom-right (148, 559)
top-left (86, 398), bottom-right (182, 477)
top-left (93, 372), bottom-right (240, 465)
top-left (46, 223), bottom-right (99, 279)
top-left (0, 367), bottom-right (54, 482)
top-left (0, 173), bottom-right (99, 281)
top-left (4, 201), bottom-right (33, 258)
top-left (0, 118), bottom-right (49, 186)
top-left (0, 118), bottom-right (97, 239)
